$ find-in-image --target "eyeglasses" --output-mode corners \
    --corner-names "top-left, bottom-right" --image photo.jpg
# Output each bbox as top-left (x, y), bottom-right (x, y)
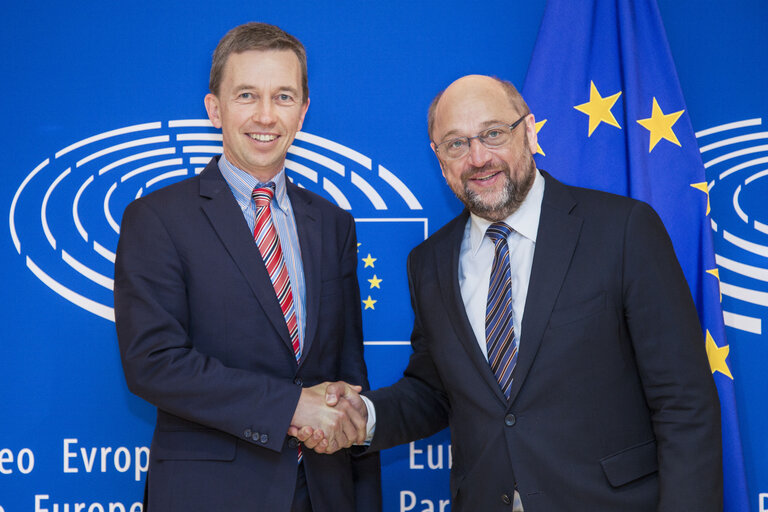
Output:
top-left (434, 114), bottom-right (529, 160)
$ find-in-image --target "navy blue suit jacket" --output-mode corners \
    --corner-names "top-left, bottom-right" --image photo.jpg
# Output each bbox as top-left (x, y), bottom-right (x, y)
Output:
top-left (115, 157), bottom-right (381, 511)
top-left (366, 171), bottom-right (721, 511)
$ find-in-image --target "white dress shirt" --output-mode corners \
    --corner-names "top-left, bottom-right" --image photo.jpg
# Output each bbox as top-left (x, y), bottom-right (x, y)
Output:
top-left (456, 169), bottom-right (544, 512)
top-left (459, 169), bottom-right (545, 359)
top-left (362, 171), bottom-right (546, 511)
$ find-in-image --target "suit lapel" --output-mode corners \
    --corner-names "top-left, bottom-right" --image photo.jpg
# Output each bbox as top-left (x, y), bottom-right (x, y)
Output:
top-left (287, 182), bottom-right (321, 367)
top-left (507, 171), bottom-right (582, 405)
top-left (198, 159), bottom-right (294, 352)
top-left (435, 211), bottom-right (510, 404)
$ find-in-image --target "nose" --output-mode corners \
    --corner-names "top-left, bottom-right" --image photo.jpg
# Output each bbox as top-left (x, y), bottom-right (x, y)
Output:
top-left (467, 137), bottom-right (492, 167)
top-left (252, 98), bottom-right (276, 125)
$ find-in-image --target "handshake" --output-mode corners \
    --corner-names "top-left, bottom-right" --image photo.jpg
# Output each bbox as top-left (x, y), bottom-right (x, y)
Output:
top-left (288, 381), bottom-right (368, 454)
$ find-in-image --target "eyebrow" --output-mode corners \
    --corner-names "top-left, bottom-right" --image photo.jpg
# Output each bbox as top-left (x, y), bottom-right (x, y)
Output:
top-left (438, 119), bottom-right (510, 142)
top-left (233, 84), bottom-right (301, 96)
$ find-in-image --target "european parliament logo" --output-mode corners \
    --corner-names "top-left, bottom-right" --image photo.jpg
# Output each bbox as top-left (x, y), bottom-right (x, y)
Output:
top-left (9, 120), bottom-right (426, 341)
top-left (698, 116), bottom-right (768, 337)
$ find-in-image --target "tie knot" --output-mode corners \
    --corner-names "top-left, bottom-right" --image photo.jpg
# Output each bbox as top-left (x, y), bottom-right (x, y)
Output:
top-left (486, 222), bottom-right (513, 243)
top-left (252, 184), bottom-right (275, 208)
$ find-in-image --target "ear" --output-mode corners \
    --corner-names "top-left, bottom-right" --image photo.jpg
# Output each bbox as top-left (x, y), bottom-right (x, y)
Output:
top-left (204, 93), bottom-right (222, 129)
top-left (524, 113), bottom-right (538, 155)
top-left (297, 97), bottom-right (310, 131)
top-left (430, 142), bottom-right (447, 178)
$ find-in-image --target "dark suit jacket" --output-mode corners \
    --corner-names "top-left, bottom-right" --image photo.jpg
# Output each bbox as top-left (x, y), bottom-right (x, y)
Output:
top-left (115, 157), bottom-right (381, 511)
top-left (367, 171), bottom-right (721, 511)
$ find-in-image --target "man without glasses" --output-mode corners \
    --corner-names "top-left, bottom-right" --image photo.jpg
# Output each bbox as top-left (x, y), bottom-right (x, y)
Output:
top-left (115, 22), bottom-right (380, 512)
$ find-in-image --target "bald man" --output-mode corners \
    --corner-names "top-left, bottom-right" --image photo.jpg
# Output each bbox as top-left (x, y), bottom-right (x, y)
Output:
top-left (303, 75), bottom-right (722, 512)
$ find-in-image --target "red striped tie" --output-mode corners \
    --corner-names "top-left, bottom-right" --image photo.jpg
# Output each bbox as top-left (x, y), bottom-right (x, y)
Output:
top-left (252, 185), bottom-right (300, 359)
top-left (252, 184), bottom-right (302, 460)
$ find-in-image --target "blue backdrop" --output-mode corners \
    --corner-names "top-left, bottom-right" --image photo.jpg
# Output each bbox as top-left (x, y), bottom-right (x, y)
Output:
top-left (1, 1), bottom-right (766, 511)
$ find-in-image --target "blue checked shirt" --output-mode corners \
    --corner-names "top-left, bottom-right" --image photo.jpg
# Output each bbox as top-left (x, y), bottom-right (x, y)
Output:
top-left (218, 155), bottom-right (307, 354)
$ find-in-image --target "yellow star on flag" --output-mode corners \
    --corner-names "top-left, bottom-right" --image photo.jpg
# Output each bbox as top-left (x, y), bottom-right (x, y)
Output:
top-left (362, 295), bottom-right (377, 310)
top-left (362, 253), bottom-right (376, 268)
top-left (573, 81), bottom-right (622, 136)
top-left (368, 275), bottom-right (382, 289)
top-left (534, 119), bottom-right (547, 155)
top-left (705, 329), bottom-right (733, 379)
top-left (690, 182), bottom-right (711, 216)
top-left (636, 97), bottom-right (684, 152)
top-left (706, 268), bottom-right (722, 302)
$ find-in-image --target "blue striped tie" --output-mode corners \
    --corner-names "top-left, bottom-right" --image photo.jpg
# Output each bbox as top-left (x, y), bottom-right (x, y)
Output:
top-left (485, 222), bottom-right (518, 399)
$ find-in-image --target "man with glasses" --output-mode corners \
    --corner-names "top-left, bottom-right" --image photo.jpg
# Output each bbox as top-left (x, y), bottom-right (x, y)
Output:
top-left (306, 74), bottom-right (722, 511)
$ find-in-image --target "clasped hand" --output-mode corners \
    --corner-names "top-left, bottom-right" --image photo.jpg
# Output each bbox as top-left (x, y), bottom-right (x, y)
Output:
top-left (288, 381), bottom-right (367, 454)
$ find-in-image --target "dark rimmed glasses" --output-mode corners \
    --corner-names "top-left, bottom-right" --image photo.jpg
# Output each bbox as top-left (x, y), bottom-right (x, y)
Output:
top-left (434, 113), bottom-right (528, 160)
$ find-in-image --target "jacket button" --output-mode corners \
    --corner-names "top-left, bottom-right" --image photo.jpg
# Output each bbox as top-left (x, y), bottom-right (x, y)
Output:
top-left (260, 433), bottom-right (269, 444)
top-left (501, 493), bottom-right (512, 505)
top-left (294, 377), bottom-right (303, 386)
top-left (244, 429), bottom-right (252, 439)
top-left (288, 437), bottom-right (299, 448)
top-left (252, 432), bottom-right (260, 441)
top-left (504, 414), bottom-right (516, 426)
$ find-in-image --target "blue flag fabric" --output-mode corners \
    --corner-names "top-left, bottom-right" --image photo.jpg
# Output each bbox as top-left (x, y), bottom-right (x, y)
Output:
top-left (522, 1), bottom-right (749, 510)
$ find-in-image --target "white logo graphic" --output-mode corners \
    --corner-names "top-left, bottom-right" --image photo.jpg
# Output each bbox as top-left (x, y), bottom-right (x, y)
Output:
top-left (10, 120), bottom-right (422, 321)
top-left (698, 117), bottom-right (768, 335)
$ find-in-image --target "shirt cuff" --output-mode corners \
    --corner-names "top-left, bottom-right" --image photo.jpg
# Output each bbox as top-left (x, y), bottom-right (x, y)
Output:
top-left (359, 394), bottom-right (377, 445)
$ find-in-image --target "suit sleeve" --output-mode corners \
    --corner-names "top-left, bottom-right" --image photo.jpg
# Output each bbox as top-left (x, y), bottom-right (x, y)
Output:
top-left (114, 199), bottom-right (301, 453)
top-left (365, 249), bottom-right (451, 452)
top-left (621, 201), bottom-right (722, 511)
top-left (334, 212), bottom-right (382, 511)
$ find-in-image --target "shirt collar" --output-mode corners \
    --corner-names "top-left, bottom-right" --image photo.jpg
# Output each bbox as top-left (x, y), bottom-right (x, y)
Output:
top-left (218, 154), bottom-right (289, 212)
top-left (469, 169), bottom-right (545, 254)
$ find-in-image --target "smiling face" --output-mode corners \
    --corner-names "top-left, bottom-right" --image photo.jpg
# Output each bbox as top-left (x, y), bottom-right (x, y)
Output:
top-left (430, 75), bottom-right (538, 221)
top-left (204, 49), bottom-right (309, 182)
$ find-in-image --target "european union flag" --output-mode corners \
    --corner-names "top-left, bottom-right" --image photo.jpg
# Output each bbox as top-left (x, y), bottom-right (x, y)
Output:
top-left (522, 1), bottom-right (749, 510)
top-left (355, 218), bottom-right (426, 342)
